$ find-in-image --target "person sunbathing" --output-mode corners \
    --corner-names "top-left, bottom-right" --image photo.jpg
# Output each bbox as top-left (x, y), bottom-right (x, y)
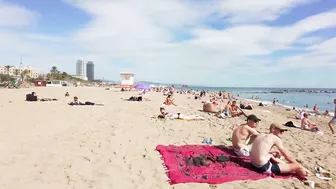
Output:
top-left (250, 123), bottom-right (307, 177)
top-left (163, 95), bottom-right (177, 106)
top-left (232, 114), bottom-right (261, 157)
top-left (301, 113), bottom-right (319, 131)
top-left (328, 100), bottom-right (336, 134)
top-left (69, 96), bottom-right (104, 106)
top-left (223, 101), bottom-right (232, 117)
top-left (231, 101), bottom-right (247, 117)
top-left (159, 107), bottom-right (204, 120)
top-left (324, 109), bottom-right (330, 116)
top-left (27, 92), bottom-right (58, 101)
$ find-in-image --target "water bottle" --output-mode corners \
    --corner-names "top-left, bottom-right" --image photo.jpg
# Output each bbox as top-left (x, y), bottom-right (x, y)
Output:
top-left (209, 138), bottom-right (214, 145)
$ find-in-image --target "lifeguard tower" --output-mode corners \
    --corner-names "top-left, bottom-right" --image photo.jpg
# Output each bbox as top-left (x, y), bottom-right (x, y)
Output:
top-left (120, 72), bottom-right (135, 88)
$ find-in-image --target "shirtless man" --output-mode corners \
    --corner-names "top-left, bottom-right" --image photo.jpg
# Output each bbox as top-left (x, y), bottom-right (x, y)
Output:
top-left (232, 114), bottom-right (261, 157)
top-left (250, 123), bottom-right (307, 176)
top-left (328, 100), bottom-right (336, 134)
top-left (223, 101), bottom-right (232, 117)
top-left (231, 101), bottom-right (247, 117)
top-left (301, 113), bottom-right (320, 131)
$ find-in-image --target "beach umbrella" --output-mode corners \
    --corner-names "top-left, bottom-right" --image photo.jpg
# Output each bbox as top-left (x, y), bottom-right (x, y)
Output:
top-left (134, 83), bottom-right (151, 90)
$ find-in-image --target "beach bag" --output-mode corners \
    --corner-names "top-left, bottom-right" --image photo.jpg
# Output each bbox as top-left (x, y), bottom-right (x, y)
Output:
top-left (26, 94), bottom-right (37, 101)
top-left (284, 121), bottom-right (296, 128)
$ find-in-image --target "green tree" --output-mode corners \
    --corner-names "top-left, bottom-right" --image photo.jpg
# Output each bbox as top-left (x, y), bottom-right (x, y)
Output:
top-left (22, 69), bottom-right (31, 81)
top-left (61, 72), bottom-right (68, 80)
top-left (4, 65), bottom-right (12, 81)
top-left (49, 66), bottom-right (61, 80)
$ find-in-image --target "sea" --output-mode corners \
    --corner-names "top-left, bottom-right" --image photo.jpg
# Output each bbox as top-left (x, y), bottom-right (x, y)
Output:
top-left (185, 87), bottom-right (336, 113)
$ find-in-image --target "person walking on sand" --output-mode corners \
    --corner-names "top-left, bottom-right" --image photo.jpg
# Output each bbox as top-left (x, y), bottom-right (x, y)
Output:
top-left (250, 123), bottom-right (307, 177)
top-left (328, 99), bottom-right (336, 134)
top-left (232, 114), bottom-right (261, 157)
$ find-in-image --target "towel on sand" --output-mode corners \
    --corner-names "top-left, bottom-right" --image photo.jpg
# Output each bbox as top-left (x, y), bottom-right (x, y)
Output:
top-left (156, 145), bottom-right (298, 184)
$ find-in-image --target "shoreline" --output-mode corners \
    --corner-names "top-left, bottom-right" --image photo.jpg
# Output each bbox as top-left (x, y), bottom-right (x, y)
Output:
top-left (239, 97), bottom-right (335, 117)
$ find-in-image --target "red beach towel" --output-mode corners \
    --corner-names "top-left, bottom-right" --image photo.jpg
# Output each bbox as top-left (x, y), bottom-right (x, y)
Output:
top-left (156, 145), bottom-right (296, 184)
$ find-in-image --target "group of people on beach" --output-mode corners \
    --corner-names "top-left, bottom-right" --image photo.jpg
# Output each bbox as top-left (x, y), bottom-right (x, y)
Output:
top-left (160, 88), bottom-right (336, 178)
top-left (232, 115), bottom-right (307, 176)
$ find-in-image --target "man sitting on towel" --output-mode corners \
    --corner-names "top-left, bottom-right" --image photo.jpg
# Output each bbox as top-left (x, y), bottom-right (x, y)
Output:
top-left (232, 114), bottom-right (261, 157)
top-left (250, 123), bottom-right (307, 176)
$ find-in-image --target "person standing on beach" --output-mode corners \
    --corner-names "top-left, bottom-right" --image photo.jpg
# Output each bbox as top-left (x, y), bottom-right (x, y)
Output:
top-left (250, 123), bottom-right (307, 176)
top-left (328, 99), bottom-right (336, 134)
top-left (232, 114), bottom-right (261, 157)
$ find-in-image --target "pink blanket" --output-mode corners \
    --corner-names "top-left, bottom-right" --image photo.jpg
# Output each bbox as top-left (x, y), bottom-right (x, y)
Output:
top-left (156, 145), bottom-right (296, 184)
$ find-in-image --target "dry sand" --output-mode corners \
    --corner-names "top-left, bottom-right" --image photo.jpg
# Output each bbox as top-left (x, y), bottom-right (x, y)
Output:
top-left (0, 87), bottom-right (335, 189)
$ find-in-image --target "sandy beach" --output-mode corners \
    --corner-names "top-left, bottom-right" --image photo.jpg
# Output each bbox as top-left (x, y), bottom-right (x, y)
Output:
top-left (0, 87), bottom-right (335, 189)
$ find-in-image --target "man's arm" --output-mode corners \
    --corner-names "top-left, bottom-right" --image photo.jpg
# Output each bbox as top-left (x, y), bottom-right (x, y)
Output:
top-left (247, 127), bottom-right (259, 136)
top-left (334, 104), bottom-right (336, 116)
top-left (273, 136), bottom-right (297, 164)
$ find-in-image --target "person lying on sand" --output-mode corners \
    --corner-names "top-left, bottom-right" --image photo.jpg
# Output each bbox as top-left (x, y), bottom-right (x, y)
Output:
top-left (250, 123), bottom-right (307, 177)
top-left (163, 95), bottom-right (177, 106)
top-left (328, 100), bottom-right (336, 134)
top-left (301, 113), bottom-right (320, 131)
top-left (26, 92), bottom-right (58, 101)
top-left (68, 96), bottom-right (104, 106)
top-left (232, 114), bottom-right (261, 157)
top-left (202, 101), bottom-right (219, 113)
top-left (159, 107), bottom-right (204, 120)
top-left (231, 101), bottom-right (247, 117)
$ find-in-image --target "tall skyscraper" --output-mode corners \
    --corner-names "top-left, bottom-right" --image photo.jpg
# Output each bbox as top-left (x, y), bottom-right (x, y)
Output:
top-left (86, 61), bottom-right (94, 81)
top-left (76, 58), bottom-right (85, 76)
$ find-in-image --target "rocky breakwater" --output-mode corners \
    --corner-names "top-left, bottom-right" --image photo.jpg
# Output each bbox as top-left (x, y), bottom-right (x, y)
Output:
top-left (270, 89), bottom-right (336, 93)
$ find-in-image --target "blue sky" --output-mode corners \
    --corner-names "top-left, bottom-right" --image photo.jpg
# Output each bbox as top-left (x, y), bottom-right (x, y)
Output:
top-left (1, 0), bottom-right (336, 88)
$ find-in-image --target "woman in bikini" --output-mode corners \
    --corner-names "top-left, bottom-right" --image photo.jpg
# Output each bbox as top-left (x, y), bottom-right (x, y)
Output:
top-left (163, 95), bottom-right (177, 106)
top-left (159, 107), bottom-right (204, 121)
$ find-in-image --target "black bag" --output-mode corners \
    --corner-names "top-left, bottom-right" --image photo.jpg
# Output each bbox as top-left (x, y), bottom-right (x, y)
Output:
top-left (284, 121), bottom-right (295, 127)
top-left (26, 94), bottom-right (37, 101)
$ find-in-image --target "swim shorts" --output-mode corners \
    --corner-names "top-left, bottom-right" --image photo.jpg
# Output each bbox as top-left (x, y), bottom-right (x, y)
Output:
top-left (234, 146), bottom-right (250, 157)
top-left (251, 161), bottom-right (281, 175)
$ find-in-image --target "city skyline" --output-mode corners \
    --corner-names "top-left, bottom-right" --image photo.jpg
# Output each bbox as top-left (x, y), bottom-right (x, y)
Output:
top-left (0, 1), bottom-right (336, 87)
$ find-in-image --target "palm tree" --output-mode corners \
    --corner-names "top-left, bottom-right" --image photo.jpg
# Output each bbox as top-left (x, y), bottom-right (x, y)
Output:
top-left (4, 65), bottom-right (12, 81)
top-left (22, 69), bottom-right (31, 81)
top-left (60, 72), bottom-right (68, 80)
top-left (50, 66), bottom-right (60, 80)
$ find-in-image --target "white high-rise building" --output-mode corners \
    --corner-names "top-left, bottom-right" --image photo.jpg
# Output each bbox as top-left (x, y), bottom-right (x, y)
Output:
top-left (76, 58), bottom-right (85, 76)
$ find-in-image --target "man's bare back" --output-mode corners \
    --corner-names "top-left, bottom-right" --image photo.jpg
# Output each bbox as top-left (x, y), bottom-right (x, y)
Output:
top-left (232, 124), bottom-right (257, 149)
top-left (250, 123), bottom-right (307, 176)
top-left (250, 133), bottom-right (277, 166)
